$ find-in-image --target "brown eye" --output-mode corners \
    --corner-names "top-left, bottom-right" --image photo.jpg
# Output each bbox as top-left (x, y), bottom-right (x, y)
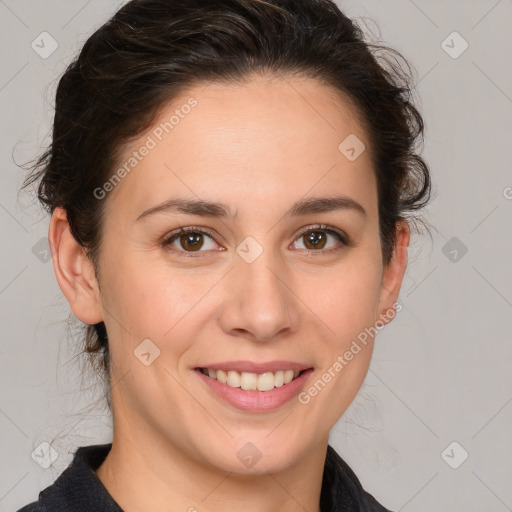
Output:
top-left (302, 230), bottom-right (328, 250)
top-left (178, 232), bottom-right (204, 251)
top-left (293, 226), bottom-right (348, 253)
top-left (164, 228), bottom-right (217, 253)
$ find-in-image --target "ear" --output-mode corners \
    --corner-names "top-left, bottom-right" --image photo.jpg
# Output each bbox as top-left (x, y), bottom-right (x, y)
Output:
top-left (376, 220), bottom-right (410, 324)
top-left (48, 207), bottom-right (103, 325)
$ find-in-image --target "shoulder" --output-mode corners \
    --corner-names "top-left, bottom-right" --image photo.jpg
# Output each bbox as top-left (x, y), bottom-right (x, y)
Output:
top-left (322, 444), bottom-right (394, 512)
top-left (14, 502), bottom-right (45, 512)
top-left (13, 443), bottom-right (122, 512)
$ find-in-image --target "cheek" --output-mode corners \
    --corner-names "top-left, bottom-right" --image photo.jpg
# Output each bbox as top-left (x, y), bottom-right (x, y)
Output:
top-left (297, 263), bottom-right (382, 421)
top-left (100, 250), bottom-right (218, 346)
top-left (100, 233), bottom-right (383, 354)
top-left (307, 259), bottom-right (383, 343)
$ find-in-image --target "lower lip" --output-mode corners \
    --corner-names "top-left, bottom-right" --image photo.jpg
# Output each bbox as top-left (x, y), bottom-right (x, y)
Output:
top-left (194, 369), bottom-right (314, 412)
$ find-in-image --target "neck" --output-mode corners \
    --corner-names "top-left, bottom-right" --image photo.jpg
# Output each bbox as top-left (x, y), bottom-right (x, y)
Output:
top-left (96, 426), bottom-right (327, 512)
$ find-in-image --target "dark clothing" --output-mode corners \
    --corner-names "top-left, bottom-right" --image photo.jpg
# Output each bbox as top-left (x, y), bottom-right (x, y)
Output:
top-left (16, 443), bottom-right (393, 512)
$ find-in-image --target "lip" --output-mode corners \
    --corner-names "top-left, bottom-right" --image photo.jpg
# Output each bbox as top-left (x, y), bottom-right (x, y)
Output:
top-left (194, 365), bottom-right (314, 413)
top-left (194, 360), bottom-right (311, 373)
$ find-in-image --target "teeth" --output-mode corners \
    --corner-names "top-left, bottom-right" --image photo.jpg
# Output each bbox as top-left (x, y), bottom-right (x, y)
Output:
top-left (200, 368), bottom-right (303, 391)
top-left (227, 370), bottom-right (241, 387)
top-left (216, 369), bottom-right (228, 384)
top-left (274, 370), bottom-right (284, 387)
top-left (257, 372), bottom-right (275, 391)
top-left (240, 372), bottom-right (258, 391)
top-left (284, 370), bottom-right (295, 384)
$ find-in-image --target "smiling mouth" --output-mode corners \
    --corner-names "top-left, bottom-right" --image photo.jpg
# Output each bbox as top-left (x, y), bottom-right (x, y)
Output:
top-left (196, 368), bottom-right (307, 392)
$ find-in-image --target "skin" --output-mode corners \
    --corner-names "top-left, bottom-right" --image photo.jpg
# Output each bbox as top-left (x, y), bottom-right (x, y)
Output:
top-left (49, 74), bottom-right (409, 512)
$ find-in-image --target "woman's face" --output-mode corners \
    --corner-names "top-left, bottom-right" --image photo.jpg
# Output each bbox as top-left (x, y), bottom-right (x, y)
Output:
top-left (69, 75), bottom-right (408, 473)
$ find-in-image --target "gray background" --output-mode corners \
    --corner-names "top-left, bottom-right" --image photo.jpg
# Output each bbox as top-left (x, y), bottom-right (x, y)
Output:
top-left (1, 1), bottom-right (511, 511)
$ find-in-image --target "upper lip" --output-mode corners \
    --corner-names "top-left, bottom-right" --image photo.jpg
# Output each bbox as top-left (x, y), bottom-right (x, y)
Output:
top-left (195, 360), bottom-right (313, 373)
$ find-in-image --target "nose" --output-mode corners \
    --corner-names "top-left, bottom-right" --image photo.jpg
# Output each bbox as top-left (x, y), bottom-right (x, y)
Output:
top-left (218, 251), bottom-right (300, 343)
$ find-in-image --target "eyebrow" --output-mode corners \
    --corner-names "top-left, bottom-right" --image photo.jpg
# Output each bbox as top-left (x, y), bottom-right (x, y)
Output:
top-left (135, 195), bottom-right (366, 222)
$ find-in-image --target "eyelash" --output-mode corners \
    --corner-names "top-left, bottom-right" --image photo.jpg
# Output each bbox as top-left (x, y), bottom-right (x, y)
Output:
top-left (161, 224), bottom-right (350, 258)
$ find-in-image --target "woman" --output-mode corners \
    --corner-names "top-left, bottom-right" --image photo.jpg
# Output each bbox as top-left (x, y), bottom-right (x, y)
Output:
top-left (18, 0), bottom-right (431, 510)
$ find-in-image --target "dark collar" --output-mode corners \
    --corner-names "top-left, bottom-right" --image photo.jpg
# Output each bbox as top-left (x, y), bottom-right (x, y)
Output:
top-left (320, 445), bottom-right (393, 512)
top-left (23, 443), bottom-right (391, 512)
top-left (38, 444), bottom-right (122, 512)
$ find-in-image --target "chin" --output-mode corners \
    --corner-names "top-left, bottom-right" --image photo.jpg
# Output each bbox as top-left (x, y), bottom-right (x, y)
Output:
top-left (197, 433), bottom-right (311, 475)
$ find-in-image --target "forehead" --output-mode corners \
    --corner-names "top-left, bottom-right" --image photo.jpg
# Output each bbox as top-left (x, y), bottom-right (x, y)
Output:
top-left (104, 75), bottom-right (376, 219)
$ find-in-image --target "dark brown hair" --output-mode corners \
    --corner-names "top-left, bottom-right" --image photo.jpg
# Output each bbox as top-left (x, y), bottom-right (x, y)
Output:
top-left (22, 0), bottom-right (431, 399)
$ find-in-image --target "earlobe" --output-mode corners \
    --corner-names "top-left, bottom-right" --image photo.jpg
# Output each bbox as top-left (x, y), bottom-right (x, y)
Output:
top-left (48, 207), bottom-right (103, 325)
top-left (377, 221), bottom-right (410, 322)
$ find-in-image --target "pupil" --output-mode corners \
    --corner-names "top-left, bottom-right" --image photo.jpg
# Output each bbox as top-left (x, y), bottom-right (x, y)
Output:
top-left (182, 233), bottom-right (203, 251)
top-left (305, 231), bottom-right (326, 250)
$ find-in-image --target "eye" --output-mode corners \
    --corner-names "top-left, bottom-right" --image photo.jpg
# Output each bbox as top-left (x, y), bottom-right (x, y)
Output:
top-left (162, 224), bottom-right (350, 257)
top-left (292, 224), bottom-right (349, 254)
top-left (163, 227), bottom-right (219, 255)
